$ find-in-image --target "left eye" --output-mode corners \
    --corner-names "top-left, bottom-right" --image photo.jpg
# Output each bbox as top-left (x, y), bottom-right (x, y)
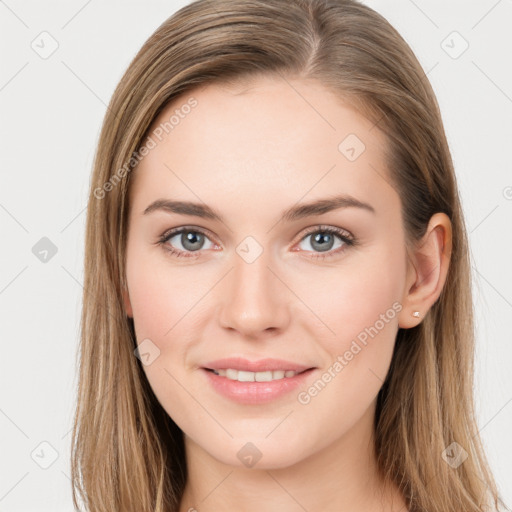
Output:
top-left (297, 228), bottom-right (352, 256)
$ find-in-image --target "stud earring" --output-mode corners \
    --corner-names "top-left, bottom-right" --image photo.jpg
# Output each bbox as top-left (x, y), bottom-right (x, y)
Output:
top-left (412, 311), bottom-right (420, 318)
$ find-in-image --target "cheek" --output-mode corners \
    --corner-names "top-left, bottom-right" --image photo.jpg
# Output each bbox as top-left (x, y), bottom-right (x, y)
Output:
top-left (295, 246), bottom-right (404, 341)
top-left (126, 254), bottom-right (201, 413)
top-left (125, 247), bottom-right (219, 389)
top-left (334, 267), bottom-right (401, 343)
top-left (299, 249), bottom-right (404, 392)
top-left (126, 248), bottom-right (202, 343)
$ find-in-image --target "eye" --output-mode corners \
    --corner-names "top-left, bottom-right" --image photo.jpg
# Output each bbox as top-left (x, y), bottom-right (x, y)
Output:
top-left (157, 225), bottom-right (357, 260)
top-left (295, 225), bottom-right (356, 260)
top-left (157, 227), bottom-right (217, 258)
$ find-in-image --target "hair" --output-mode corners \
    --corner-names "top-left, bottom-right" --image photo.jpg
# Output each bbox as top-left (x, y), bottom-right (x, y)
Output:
top-left (70, 0), bottom-right (509, 511)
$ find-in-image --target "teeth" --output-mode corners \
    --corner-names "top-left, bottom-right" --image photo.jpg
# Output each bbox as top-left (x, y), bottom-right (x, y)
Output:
top-left (212, 368), bottom-right (301, 381)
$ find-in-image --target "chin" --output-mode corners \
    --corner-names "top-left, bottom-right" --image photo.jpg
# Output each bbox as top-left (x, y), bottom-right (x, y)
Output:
top-left (203, 437), bottom-right (309, 471)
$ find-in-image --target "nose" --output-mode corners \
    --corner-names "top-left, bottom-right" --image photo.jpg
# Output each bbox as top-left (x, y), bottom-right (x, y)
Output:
top-left (217, 249), bottom-right (291, 338)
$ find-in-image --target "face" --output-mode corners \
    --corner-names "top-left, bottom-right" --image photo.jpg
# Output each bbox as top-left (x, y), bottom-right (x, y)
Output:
top-left (123, 75), bottom-right (410, 469)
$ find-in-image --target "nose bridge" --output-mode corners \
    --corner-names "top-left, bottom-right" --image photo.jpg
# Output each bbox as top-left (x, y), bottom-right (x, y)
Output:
top-left (218, 240), bottom-right (289, 335)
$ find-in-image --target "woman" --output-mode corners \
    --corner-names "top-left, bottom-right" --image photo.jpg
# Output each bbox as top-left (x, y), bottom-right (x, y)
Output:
top-left (71, 0), bottom-right (509, 510)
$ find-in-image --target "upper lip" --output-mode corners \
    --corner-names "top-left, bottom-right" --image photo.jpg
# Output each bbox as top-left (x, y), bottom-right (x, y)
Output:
top-left (202, 357), bottom-right (315, 373)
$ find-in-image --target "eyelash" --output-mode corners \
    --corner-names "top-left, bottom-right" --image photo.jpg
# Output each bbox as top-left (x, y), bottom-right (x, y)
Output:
top-left (156, 225), bottom-right (357, 261)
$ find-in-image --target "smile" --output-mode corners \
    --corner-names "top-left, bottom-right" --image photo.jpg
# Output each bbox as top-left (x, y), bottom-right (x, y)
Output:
top-left (209, 368), bottom-right (304, 382)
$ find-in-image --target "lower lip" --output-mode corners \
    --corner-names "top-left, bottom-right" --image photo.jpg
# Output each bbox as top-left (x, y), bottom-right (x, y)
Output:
top-left (202, 368), bottom-right (316, 405)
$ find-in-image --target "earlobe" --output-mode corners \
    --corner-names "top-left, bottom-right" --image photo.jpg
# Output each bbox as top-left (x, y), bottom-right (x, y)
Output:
top-left (397, 309), bottom-right (422, 329)
top-left (398, 212), bottom-right (452, 329)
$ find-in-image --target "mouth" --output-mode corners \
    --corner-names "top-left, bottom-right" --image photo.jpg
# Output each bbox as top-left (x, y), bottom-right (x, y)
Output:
top-left (201, 365), bottom-right (317, 405)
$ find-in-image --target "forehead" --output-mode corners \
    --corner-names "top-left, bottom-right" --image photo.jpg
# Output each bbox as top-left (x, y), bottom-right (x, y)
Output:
top-left (129, 76), bottom-right (396, 219)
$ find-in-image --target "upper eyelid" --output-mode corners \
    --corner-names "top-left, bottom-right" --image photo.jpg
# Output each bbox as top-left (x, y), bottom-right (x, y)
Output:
top-left (300, 224), bottom-right (352, 239)
top-left (161, 225), bottom-right (216, 244)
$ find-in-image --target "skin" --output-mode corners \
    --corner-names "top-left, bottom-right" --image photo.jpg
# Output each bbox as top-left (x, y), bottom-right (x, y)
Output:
top-left (122, 75), bottom-right (452, 512)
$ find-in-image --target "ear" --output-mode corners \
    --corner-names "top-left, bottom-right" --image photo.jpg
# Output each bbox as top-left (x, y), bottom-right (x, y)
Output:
top-left (397, 212), bottom-right (452, 329)
top-left (122, 282), bottom-right (133, 318)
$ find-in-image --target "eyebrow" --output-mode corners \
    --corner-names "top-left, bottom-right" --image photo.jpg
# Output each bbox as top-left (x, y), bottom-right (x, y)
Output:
top-left (143, 194), bottom-right (375, 222)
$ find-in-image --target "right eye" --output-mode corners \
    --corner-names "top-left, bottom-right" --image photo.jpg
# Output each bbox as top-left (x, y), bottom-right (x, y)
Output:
top-left (158, 227), bottom-right (217, 258)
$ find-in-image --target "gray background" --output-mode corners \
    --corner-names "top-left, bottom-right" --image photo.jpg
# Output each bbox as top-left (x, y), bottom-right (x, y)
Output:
top-left (0, 0), bottom-right (511, 510)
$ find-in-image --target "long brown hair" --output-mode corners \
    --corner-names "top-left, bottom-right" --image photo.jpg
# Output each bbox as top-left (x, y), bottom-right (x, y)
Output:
top-left (71, 1), bottom-right (509, 510)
